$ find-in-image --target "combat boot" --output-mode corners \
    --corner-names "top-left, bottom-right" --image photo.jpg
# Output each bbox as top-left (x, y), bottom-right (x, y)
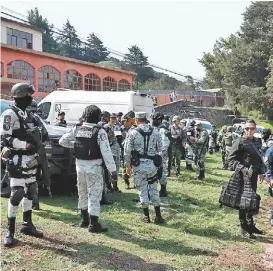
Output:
top-left (167, 170), bottom-right (171, 177)
top-left (159, 185), bottom-right (168, 197)
top-left (154, 206), bottom-right (165, 224)
top-left (88, 216), bottom-right (108, 233)
top-left (4, 217), bottom-right (16, 247)
top-left (123, 174), bottom-right (130, 190)
top-left (100, 190), bottom-right (113, 205)
top-left (141, 208), bottom-right (151, 223)
top-left (249, 224), bottom-right (264, 235)
top-left (132, 196), bottom-right (140, 202)
top-left (20, 210), bottom-right (43, 238)
top-left (240, 227), bottom-right (256, 239)
top-left (113, 182), bottom-right (122, 193)
top-left (79, 209), bottom-right (89, 228)
top-left (194, 169), bottom-right (205, 180)
top-left (188, 164), bottom-right (194, 172)
top-left (185, 162), bottom-right (189, 171)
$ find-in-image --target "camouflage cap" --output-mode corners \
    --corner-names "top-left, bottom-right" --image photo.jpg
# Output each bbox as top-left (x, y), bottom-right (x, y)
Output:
top-left (110, 113), bottom-right (117, 118)
top-left (122, 110), bottom-right (135, 120)
top-left (135, 112), bottom-right (148, 119)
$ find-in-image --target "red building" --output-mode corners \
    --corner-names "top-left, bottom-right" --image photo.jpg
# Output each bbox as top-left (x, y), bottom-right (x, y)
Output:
top-left (1, 17), bottom-right (135, 99)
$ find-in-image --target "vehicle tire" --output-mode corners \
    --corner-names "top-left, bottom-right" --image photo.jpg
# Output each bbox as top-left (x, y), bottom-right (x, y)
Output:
top-left (1, 170), bottom-right (11, 198)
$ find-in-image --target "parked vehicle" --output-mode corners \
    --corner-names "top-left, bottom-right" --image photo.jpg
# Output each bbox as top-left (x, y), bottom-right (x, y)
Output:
top-left (233, 123), bottom-right (264, 140)
top-left (182, 118), bottom-right (213, 133)
top-left (38, 89), bottom-right (154, 126)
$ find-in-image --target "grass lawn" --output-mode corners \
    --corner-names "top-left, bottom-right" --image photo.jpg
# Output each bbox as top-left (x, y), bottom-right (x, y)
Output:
top-left (1, 154), bottom-right (273, 271)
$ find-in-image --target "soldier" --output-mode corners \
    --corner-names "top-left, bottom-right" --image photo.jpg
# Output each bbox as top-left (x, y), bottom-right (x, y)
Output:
top-left (59, 105), bottom-right (117, 233)
top-left (228, 119), bottom-right (264, 239)
top-left (117, 112), bottom-right (123, 124)
top-left (223, 126), bottom-right (233, 169)
top-left (218, 125), bottom-right (227, 168)
top-left (189, 121), bottom-right (209, 180)
top-left (152, 113), bottom-right (170, 197)
top-left (185, 120), bottom-right (195, 171)
top-left (208, 125), bottom-right (218, 154)
top-left (1, 83), bottom-right (43, 247)
top-left (54, 111), bottom-right (67, 127)
top-left (124, 112), bottom-right (165, 224)
top-left (168, 116), bottom-right (185, 176)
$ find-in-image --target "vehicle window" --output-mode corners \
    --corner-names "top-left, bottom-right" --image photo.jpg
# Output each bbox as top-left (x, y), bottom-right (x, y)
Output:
top-left (38, 102), bottom-right (51, 120)
top-left (202, 123), bottom-right (212, 130)
top-left (256, 127), bottom-right (262, 134)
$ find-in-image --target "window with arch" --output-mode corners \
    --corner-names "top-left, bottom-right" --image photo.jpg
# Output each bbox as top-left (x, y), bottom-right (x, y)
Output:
top-left (103, 76), bottom-right (117, 91)
top-left (7, 60), bottom-right (34, 84)
top-left (118, 79), bottom-right (131, 91)
top-left (84, 73), bottom-right (101, 91)
top-left (38, 66), bottom-right (61, 93)
top-left (63, 70), bottom-right (82, 90)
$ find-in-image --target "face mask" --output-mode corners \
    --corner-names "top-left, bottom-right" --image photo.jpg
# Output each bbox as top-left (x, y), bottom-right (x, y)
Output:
top-left (15, 95), bottom-right (33, 111)
top-left (196, 128), bottom-right (201, 132)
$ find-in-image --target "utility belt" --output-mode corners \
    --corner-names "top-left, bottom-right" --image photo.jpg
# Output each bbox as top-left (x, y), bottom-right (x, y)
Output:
top-left (1, 147), bottom-right (38, 179)
top-left (131, 151), bottom-right (162, 167)
top-left (147, 174), bottom-right (158, 184)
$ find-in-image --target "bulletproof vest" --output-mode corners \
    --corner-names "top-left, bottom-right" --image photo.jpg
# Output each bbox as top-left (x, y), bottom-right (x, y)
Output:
top-left (9, 106), bottom-right (40, 154)
top-left (74, 125), bottom-right (102, 160)
top-left (224, 132), bottom-right (233, 147)
top-left (171, 126), bottom-right (182, 144)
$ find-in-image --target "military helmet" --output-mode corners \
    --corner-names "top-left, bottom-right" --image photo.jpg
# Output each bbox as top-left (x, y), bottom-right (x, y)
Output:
top-left (152, 113), bottom-right (164, 122)
top-left (227, 126), bottom-right (233, 132)
top-left (26, 100), bottom-right (38, 113)
top-left (190, 120), bottom-right (196, 127)
top-left (262, 128), bottom-right (272, 136)
top-left (164, 115), bottom-right (170, 121)
top-left (172, 115), bottom-right (180, 122)
top-left (117, 112), bottom-right (123, 117)
top-left (101, 111), bottom-right (110, 118)
top-left (11, 83), bottom-right (35, 98)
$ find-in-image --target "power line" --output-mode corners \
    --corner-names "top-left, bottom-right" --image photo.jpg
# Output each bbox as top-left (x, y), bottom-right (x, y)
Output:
top-left (1, 6), bottom-right (203, 82)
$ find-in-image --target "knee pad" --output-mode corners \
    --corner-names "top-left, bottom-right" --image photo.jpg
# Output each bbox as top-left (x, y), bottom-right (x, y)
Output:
top-left (25, 182), bottom-right (38, 200)
top-left (10, 186), bottom-right (25, 206)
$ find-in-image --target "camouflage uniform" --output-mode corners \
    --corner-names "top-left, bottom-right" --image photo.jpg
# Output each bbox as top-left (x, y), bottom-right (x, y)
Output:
top-left (59, 123), bottom-right (116, 217)
top-left (124, 112), bottom-right (164, 223)
top-left (193, 125), bottom-right (209, 179)
top-left (223, 126), bottom-right (233, 169)
top-left (218, 126), bottom-right (227, 168)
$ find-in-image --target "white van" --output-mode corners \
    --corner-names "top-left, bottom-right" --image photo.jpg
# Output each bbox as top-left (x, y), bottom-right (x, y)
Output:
top-left (38, 90), bottom-right (154, 126)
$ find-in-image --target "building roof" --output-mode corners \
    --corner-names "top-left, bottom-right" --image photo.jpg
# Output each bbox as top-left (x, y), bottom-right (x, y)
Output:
top-left (137, 89), bottom-right (219, 97)
top-left (1, 16), bottom-right (42, 33)
top-left (199, 88), bottom-right (222, 93)
top-left (1, 43), bottom-right (136, 76)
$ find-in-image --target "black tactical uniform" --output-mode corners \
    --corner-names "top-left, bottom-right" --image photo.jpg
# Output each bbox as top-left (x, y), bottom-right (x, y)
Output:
top-left (228, 136), bottom-right (264, 238)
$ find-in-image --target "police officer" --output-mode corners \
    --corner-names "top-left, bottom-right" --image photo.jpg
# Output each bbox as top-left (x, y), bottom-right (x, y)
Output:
top-left (168, 116), bottom-right (185, 176)
top-left (185, 120), bottom-right (195, 171)
top-left (218, 125), bottom-right (227, 168)
top-left (152, 113), bottom-right (170, 197)
top-left (1, 83), bottom-right (43, 247)
top-left (117, 112), bottom-right (123, 124)
top-left (228, 119), bottom-right (264, 239)
top-left (54, 111), bottom-right (67, 127)
top-left (222, 126), bottom-right (233, 169)
top-left (124, 112), bottom-right (165, 224)
top-left (261, 128), bottom-right (273, 154)
top-left (59, 105), bottom-right (117, 233)
top-left (189, 121), bottom-right (209, 180)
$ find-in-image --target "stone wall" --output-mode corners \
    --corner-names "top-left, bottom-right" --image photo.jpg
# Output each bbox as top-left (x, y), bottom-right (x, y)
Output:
top-left (155, 100), bottom-right (232, 125)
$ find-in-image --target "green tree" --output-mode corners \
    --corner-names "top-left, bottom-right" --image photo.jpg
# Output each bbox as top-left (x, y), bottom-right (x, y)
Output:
top-left (58, 20), bottom-right (82, 59)
top-left (27, 7), bottom-right (59, 54)
top-left (124, 45), bottom-right (155, 87)
top-left (84, 33), bottom-right (109, 63)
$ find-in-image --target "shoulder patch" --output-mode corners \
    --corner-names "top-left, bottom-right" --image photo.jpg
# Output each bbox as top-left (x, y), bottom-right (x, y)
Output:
top-left (3, 115), bottom-right (11, 124)
top-left (100, 134), bottom-right (108, 141)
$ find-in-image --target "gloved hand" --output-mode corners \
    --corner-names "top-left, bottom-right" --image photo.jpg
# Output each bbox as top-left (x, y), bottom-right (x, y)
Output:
top-left (111, 171), bottom-right (118, 182)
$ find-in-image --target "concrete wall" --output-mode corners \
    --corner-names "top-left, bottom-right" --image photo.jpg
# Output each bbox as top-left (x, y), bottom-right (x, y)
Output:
top-left (155, 100), bottom-right (232, 125)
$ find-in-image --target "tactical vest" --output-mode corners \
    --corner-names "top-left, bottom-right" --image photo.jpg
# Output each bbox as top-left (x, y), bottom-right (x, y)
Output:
top-left (74, 125), bottom-right (102, 160)
top-left (9, 106), bottom-right (40, 155)
top-left (224, 133), bottom-right (233, 147)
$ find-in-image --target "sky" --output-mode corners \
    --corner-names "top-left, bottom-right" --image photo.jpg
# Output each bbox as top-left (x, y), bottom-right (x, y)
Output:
top-left (1, 0), bottom-right (251, 80)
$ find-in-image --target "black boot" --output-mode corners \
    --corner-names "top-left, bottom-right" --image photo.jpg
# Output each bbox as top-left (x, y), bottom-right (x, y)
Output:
top-left (167, 170), bottom-right (171, 177)
top-left (79, 209), bottom-right (89, 228)
top-left (100, 190), bottom-right (113, 205)
top-left (4, 217), bottom-right (16, 247)
top-left (194, 169), bottom-right (204, 180)
top-left (185, 162), bottom-right (189, 171)
top-left (20, 210), bottom-right (43, 238)
top-left (132, 196), bottom-right (140, 202)
top-left (88, 216), bottom-right (108, 233)
top-left (113, 182), bottom-right (122, 193)
top-left (240, 227), bottom-right (256, 239)
top-left (123, 174), bottom-right (130, 190)
top-left (141, 208), bottom-right (151, 223)
top-left (188, 164), bottom-right (194, 172)
top-left (159, 184), bottom-right (168, 197)
top-left (154, 206), bottom-right (165, 224)
top-left (249, 224), bottom-right (264, 235)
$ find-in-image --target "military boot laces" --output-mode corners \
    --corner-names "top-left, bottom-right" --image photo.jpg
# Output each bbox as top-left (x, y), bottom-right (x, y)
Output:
top-left (79, 209), bottom-right (89, 228)
top-left (20, 211), bottom-right (43, 238)
top-left (154, 206), bottom-right (165, 224)
top-left (88, 216), bottom-right (108, 233)
top-left (4, 217), bottom-right (16, 247)
top-left (159, 185), bottom-right (168, 197)
top-left (141, 208), bottom-right (151, 223)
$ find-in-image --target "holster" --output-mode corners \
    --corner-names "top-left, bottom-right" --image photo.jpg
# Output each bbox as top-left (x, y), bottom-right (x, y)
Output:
top-left (131, 150), bottom-right (140, 166)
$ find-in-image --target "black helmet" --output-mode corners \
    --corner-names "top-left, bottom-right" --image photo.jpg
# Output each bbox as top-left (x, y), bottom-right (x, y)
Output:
top-left (26, 100), bottom-right (38, 113)
top-left (164, 115), bottom-right (170, 121)
top-left (11, 83), bottom-right (35, 98)
top-left (101, 111), bottom-right (110, 118)
top-left (190, 120), bottom-right (196, 127)
top-left (262, 128), bottom-right (272, 136)
top-left (117, 112), bottom-right (123, 117)
top-left (152, 113), bottom-right (164, 126)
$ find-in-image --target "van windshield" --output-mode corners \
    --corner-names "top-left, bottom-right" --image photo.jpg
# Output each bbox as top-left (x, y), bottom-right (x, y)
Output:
top-left (38, 102), bottom-right (51, 120)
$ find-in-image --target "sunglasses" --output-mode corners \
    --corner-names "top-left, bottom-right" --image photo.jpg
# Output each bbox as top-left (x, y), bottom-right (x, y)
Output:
top-left (244, 127), bottom-right (255, 131)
